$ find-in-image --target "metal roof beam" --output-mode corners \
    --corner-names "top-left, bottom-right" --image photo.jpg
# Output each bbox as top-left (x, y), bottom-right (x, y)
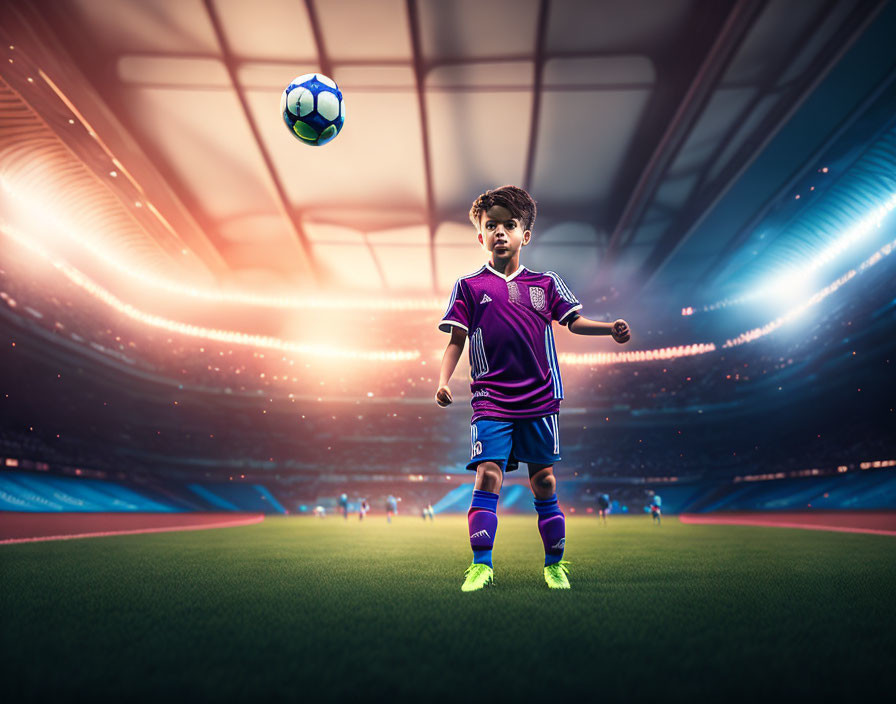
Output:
top-left (522, 0), bottom-right (550, 193)
top-left (601, 0), bottom-right (766, 265)
top-left (303, 0), bottom-right (334, 79)
top-left (640, 0), bottom-right (889, 291)
top-left (406, 0), bottom-right (440, 293)
top-left (203, 0), bottom-right (322, 285)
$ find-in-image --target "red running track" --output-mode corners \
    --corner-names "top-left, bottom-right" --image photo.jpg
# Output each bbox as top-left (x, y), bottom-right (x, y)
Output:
top-left (0, 512), bottom-right (265, 544)
top-left (679, 511), bottom-right (896, 536)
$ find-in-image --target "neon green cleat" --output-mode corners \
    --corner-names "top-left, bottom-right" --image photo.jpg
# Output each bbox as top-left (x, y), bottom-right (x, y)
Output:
top-left (544, 560), bottom-right (571, 589)
top-left (461, 562), bottom-right (494, 592)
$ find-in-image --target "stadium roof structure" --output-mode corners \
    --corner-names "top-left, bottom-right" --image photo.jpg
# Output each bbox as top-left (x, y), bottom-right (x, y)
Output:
top-left (1, 0), bottom-right (895, 311)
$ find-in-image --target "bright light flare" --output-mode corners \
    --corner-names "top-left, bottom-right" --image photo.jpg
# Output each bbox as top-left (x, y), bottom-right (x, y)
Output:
top-left (759, 270), bottom-right (816, 306)
top-left (703, 191), bottom-right (896, 313)
top-left (0, 225), bottom-right (420, 362)
top-left (0, 178), bottom-right (443, 312)
top-left (725, 237), bottom-right (896, 347)
top-left (763, 192), bottom-right (896, 296)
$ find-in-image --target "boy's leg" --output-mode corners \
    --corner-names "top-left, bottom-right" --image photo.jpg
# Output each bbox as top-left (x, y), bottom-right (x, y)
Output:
top-left (462, 418), bottom-right (513, 591)
top-left (468, 461), bottom-right (502, 568)
top-left (529, 464), bottom-right (565, 566)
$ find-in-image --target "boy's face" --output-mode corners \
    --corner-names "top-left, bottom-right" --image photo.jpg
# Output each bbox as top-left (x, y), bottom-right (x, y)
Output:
top-left (477, 204), bottom-right (530, 260)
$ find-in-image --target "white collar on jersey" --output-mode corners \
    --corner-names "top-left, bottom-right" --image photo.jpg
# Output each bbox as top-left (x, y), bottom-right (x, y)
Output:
top-left (485, 263), bottom-right (526, 281)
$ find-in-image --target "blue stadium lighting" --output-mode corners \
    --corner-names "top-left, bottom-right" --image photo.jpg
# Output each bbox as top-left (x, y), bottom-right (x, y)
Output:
top-left (755, 191), bottom-right (896, 303)
top-left (697, 191), bottom-right (896, 313)
top-left (759, 269), bottom-right (817, 307)
top-left (724, 235), bottom-right (896, 347)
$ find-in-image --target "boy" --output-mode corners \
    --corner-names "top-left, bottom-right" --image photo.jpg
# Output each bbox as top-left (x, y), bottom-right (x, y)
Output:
top-left (435, 185), bottom-right (631, 591)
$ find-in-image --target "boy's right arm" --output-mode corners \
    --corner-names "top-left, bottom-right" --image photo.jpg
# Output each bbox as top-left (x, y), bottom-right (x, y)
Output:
top-left (435, 326), bottom-right (467, 407)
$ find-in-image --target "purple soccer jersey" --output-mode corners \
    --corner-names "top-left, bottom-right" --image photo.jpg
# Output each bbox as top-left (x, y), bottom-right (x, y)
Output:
top-left (439, 263), bottom-right (582, 421)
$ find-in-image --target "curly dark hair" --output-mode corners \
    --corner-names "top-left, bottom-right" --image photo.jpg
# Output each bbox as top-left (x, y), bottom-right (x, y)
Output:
top-left (469, 185), bottom-right (537, 232)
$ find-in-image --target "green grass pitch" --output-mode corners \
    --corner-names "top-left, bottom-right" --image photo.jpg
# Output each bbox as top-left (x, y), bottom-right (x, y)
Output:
top-left (2, 515), bottom-right (894, 700)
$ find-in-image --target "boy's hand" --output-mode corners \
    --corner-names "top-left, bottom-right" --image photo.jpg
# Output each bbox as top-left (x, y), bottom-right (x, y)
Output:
top-left (612, 319), bottom-right (630, 343)
top-left (435, 385), bottom-right (453, 407)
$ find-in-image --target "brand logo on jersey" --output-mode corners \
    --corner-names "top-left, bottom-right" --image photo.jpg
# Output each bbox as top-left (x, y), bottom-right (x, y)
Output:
top-left (471, 529), bottom-right (491, 539)
top-left (480, 293), bottom-right (492, 304)
top-left (551, 537), bottom-right (566, 550)
top-left (472, 441), bottom-right (482, 457)
top-left (472, 389), bottom-right (490, 398)
top-left (529, 286), bottom-right (546, 311)
top-left (507, 281), bottom-right (521, 303)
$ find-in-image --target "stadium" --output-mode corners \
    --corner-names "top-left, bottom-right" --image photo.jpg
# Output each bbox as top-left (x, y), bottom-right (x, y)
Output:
top-left (1, 0), bottom-right (894, 700)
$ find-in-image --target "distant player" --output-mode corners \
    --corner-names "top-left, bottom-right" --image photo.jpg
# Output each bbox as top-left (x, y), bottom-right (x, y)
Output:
top-left (425, 503), bottom-right (434, 521)
top-left (596, 493), bottom-right (610, 525)
top-left (359, 498), bottom-right (369, 521)
top-left (385, 494), bottom-right (399, 523)
top-left (650, 493), bottom-right (662, 525)
top-left (436, 185), bottom-right (631, 591)
top-left (312, 505), bottom-right (326, 519)
top-left (338, 492), bottom-right (349, 520)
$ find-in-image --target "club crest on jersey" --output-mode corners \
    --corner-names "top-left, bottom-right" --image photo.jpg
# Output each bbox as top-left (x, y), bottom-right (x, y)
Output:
top-left (507, 281), bottom-right (521, 303)
top-left (529, 286), bottom-right (546, 311)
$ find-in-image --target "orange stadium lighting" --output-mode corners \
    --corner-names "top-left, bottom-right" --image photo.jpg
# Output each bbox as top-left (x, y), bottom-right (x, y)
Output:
top-left (0, 178), bottom-right (443, 312)
top-left (0, 224), bottom-right (420, 362)
top-left (558, 343), bottom-right (717, 366)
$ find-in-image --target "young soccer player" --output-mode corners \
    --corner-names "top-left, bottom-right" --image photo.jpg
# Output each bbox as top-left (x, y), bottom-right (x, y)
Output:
top-left (385, 494), bottom-right (399, 523)
top-left (597, 493), bottom-right (610, 525)
top-left (435, 185), bottom-right (631, 591)
top-left (650, 493), bottom-right (662, 525)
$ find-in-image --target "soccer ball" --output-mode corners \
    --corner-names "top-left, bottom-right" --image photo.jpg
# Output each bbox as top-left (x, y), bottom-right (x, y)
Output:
top-left (280, 73), bottom-right (345, 147)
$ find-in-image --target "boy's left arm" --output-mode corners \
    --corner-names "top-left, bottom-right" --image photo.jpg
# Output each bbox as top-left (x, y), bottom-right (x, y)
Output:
top-left (566, 315), bottom-right (630, 343)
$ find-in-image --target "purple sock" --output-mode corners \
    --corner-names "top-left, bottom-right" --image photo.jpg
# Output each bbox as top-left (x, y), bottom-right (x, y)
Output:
top-left (534, 494), bottom-right (565, 566)
top-left (468, 489), bottom-right (498, 567)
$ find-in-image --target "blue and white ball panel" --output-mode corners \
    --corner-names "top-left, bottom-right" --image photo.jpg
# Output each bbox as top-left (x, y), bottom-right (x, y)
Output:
top-left (316, 91), bottom-right (339, 121)
top-left (285, 86), bottom-right (314, 117)
top-left (292, 73), bottom-right (319, 86)
top-left (466, 414), bottom-right (561, 472)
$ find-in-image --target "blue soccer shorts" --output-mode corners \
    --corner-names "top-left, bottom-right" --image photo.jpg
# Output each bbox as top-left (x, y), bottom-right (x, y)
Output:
top-left (466, 414), bottom-right (561, 472)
